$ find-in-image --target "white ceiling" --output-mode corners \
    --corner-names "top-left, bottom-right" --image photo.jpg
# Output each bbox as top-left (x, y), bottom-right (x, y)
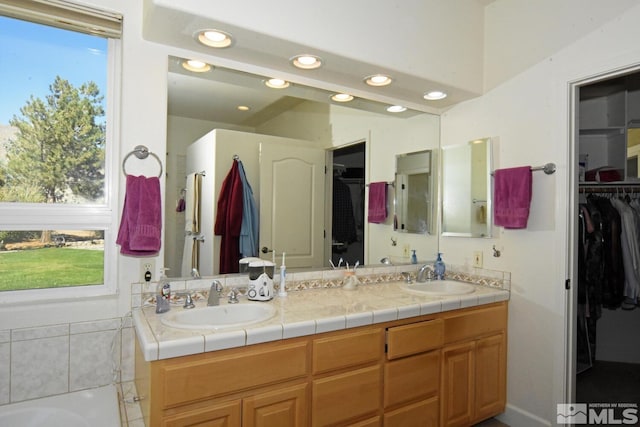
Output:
top-left (145, 0), bottom-right (489, 118)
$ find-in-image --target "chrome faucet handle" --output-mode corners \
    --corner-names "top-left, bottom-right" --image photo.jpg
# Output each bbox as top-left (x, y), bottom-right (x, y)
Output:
top-left (228, 288), bottom-right (240, 304)
top-left (401, 271), bottom-right (413, 284)
top-left (183, 293), bottom-right (195, 309)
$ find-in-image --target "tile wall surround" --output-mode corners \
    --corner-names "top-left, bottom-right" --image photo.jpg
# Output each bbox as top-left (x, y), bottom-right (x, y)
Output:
top-left (0, 262), bottom-right (509, 426)
top-left (0, 316), bottom-right (135, 407)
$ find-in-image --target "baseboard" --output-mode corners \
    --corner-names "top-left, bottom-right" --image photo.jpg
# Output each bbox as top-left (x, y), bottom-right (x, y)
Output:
top-left (496, 403), bottom-right (552, 427)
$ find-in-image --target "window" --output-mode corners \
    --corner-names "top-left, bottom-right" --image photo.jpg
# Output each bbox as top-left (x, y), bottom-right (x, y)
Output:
top-left (0, 1), bottom-right (122, 299)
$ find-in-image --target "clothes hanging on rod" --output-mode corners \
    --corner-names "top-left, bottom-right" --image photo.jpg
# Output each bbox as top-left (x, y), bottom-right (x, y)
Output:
top-left (332, 175), bottom-right (357, 246)
top-left (577, 187), bottom-right (640, 372)
top-left (214, 159), bottom-right (243, 274)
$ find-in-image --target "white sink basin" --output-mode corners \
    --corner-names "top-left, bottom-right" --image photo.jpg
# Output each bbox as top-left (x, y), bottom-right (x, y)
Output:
top-left (401, 280), bottom-right (476, 296)
top-left (160, 303), bottom-right (276, 330)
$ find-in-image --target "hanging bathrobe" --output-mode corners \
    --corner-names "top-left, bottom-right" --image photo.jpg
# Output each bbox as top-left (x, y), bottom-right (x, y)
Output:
top-left (237, 160), bottom-right (259, 258)
top-left (214, 160), bottom-right (244, 273)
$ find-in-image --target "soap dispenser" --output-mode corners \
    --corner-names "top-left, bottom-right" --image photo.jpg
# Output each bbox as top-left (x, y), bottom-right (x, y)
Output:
top-left (411, 250), bottom-right (418, 264)
top-left (155, 268), bottom-right (171, 314)
top-left (434, 253), bottom-right (446, 280)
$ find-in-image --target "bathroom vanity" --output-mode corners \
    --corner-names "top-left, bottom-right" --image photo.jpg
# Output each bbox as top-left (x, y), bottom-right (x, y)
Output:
top-left (134, 279), bottom-right (508, 426)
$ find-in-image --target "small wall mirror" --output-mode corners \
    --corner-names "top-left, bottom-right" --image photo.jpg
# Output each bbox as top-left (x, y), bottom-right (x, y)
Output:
top-left (441, 138), bottom-right (492, 237)
top-left (394, 150), bottom-right (435, 234)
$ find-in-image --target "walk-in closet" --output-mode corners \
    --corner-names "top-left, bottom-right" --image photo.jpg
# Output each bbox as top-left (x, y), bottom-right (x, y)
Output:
top-left (576, 71), bottom-right (640, 405)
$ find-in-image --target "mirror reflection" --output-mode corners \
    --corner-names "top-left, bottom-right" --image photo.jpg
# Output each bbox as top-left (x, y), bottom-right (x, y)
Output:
top-left (164, 56), bottom-right (441, 277)
top-left (394, 150), bottom-right (435, 234)
top-left (441, 138), bottom-right (492, 237)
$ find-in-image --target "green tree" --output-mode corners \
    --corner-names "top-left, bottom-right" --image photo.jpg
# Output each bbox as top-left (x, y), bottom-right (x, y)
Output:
top-left (3, 76), bottom-right (105, 204)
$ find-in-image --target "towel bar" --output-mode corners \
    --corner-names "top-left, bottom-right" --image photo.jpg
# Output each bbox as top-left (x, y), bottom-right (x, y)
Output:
top-left (122, 145), bottom-right (163, 178)
top-left (491, 162), bottom-right (556, 176)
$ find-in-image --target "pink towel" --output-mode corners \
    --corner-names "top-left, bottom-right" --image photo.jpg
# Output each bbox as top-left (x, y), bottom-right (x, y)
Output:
top-left (493, 166), bottom-right (532, 229)
top-left (116, 175), bottom-right (162, 255)
top-left (368, 182), bottom-right (388, 223)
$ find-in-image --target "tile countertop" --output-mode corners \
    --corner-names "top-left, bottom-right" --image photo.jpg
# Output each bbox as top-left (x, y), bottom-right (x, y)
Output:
top-left (133, 280), bottom-right (510, 361)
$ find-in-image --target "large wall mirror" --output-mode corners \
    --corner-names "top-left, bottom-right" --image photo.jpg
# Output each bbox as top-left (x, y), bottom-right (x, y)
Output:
top-left (164, 55), bottom-right (441, 277)
top-left (441, 138), bottom-right (493, 237)
top-left (394, 150), bottom-right (435, 234)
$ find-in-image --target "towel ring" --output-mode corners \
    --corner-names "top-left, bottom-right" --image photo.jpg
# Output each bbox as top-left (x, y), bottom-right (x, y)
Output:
top-left (122, 145), bottom-right (163, 178)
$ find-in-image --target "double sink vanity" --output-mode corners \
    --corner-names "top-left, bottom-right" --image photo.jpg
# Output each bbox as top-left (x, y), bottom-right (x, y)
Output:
top-left (133, 267), bottom-right (509, 427)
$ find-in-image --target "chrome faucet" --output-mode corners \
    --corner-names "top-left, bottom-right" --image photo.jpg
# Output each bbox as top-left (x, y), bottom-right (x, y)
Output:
top-left (207, 280), bottom-right (223, 306)
top-left (416, 264), bottom-right (435, 283)
top-left (191, 268), bottom-right (201, 279)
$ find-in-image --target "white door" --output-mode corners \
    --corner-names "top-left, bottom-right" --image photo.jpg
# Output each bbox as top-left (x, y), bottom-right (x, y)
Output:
top-left (260, 143), bottom-right (326, 268)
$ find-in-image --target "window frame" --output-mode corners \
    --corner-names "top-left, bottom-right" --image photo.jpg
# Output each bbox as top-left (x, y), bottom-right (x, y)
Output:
top-left (0, 21), bottom-right (122, 303)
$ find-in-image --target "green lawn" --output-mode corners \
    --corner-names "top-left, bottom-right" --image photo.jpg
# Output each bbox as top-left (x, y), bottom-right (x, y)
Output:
top-left (0, 247), bottom-right (104, 290)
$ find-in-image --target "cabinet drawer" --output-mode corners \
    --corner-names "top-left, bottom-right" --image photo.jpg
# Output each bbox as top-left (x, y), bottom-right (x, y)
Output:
top-left (312, 365), bottom-right (382, 426)
top-left (384, 350), bottom-right (439, 408)
top-left (156, 341), bottom-right (308, 407)
top-left (384, 396), bottom-right (439, 427)
top-left (313, 328), bottom-right (383, 374)
top-left (386, 319), bottom-right (443, 360)
top-left (444, 304), bottom-right (507, 344)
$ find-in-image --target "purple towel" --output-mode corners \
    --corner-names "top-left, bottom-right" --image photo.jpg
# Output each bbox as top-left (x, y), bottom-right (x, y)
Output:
top-left (493, 166), bottom-right (532, 229)
top-left (368, 182), bottom-right (387, 223)
top-left (116, 175), bottom-right (162, 255)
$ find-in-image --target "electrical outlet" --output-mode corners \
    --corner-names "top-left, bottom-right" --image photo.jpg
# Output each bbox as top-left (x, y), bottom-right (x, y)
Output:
top-left (403, 244), bottom-right (411, 257)
top-left (473, 251), bottom-right (483, 268)
top-left (140, 259), bottom-right (155, 282)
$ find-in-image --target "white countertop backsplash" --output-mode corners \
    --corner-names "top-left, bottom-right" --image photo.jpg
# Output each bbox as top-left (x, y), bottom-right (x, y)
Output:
top-left (133, 265), bottom-right (510, 361)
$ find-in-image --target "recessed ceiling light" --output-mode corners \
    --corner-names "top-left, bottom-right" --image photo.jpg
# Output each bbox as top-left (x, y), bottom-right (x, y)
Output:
top-left (423, 90), bottom-right (447, 100)
top-left (237, 105), bottom-right (250, 111)
top-left (364, 74), bottom-right (393, 87)
top-left (195, 29), bottom-right (233, 48)
top-left (181, 59), bottom-right (212, 73)
top-left (386, 105), bottom-right (407, 113)
top-left (331, 93), bottom-right (354, 102)
top-left (265, 78), bottom-right (290, 89)
top-left (291, 54), bottom-right (323, 70)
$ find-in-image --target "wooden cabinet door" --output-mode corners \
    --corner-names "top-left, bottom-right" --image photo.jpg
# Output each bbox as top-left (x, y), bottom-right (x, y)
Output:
top-left (440, 341), bottom-right (475, 427)
top-left (243, 383), bottom-right (309, 427)
top-left (474, 333), bottom-right (506, 421)
top-left (163, 399), bottom-right (242, 427)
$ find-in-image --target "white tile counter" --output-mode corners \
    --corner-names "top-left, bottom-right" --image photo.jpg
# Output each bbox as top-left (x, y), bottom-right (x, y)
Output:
top-left (133, 280), bottom-right (509, 361)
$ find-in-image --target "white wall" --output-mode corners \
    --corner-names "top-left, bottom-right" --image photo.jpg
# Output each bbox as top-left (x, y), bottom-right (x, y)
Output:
top-left (441, 2), bottom-right (640, 425)
top-left (0, 0), bottom-right (167, 405)
top-left (483, 0), bottom-right (640, 92)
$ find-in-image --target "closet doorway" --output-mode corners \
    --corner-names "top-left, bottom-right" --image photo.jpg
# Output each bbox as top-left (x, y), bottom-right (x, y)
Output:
top-left (571, 67), bottom-right (640, 408)
top-left (330, 142), bottom-right (366, 268)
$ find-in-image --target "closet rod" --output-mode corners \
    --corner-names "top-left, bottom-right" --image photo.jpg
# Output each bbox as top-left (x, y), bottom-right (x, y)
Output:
top-left (579, 184), bottom-right (640, 193)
